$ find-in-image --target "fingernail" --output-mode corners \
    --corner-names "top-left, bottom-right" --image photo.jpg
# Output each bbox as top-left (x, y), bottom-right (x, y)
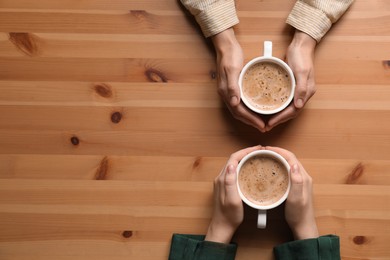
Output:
top-left (227, 165), bottom-right (235, 174)
top-left (292, 164), bottom-right (299, 174)
top-left (296, 98), bottom-right (304, 108)
top-left (230, 96), bottom-right (238, 106)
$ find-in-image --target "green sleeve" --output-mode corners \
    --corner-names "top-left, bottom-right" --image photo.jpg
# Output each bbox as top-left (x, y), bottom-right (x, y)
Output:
top-left (273, 235), bottom-right (341, 260)
top-left (168, 233), bottom-right (237, 260)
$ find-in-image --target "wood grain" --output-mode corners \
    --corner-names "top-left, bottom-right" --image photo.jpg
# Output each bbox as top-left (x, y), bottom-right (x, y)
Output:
top-left (0, 0), bottom-right (389, 259)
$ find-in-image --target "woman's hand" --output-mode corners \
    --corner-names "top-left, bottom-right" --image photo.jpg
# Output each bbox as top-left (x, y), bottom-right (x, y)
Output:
top-left (267, 30), bottom-right (317, 131)
top-left (205, 145), bottom-right (263, 243)
top-left (265, 146), bottom-right (319, 240)
top-left (212, 29), bottom-right (266, 132)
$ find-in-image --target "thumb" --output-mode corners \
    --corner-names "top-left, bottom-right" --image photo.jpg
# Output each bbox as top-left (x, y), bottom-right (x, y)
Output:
top-left (289, 164), bottom-right (303, 196)
top-left (226, 69), bottom-right (241, 107)
top-left (224, 164), bottom-right (240, 202)
top-left (224, 164), bottom-right (237, 187)
top-left (294, 74), bottom-right (308, 109)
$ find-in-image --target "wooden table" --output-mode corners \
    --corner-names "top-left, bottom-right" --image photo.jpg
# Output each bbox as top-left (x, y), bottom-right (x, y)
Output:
top-left (0, 0), bottom-right (389, 259)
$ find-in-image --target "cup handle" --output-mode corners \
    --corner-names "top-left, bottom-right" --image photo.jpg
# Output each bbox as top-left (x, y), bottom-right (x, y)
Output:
top-left (257, 209), bottom-right (267, 229)
top-left (263, 41), bottom-right (272, 57)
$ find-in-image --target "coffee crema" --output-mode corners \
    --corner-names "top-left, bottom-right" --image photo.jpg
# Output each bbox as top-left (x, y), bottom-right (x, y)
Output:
top-left (238, 155), bottom-right (288, 206)
top-left (242, 62), bottom-right (291, 111)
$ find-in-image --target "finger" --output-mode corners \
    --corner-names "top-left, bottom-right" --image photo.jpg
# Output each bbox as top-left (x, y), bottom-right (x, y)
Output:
top-left (290, 163), bottom-right (303, 185)
top-left (217, 76), bottom-right (228, 100)
top-left (267, 105), bottom-right (299, 131)
top-left (294, 73), bottom-right (308, 109)
top-left (224, 164), bottom-right (242, 204)
top-left (264, 146), bottom-right (298, 166)
top-left (214, 165), bottom-right (226, 196)
top-left (225, 67), bottom-right (241, 107)
top-left (288, 164), bottom-right (304, 199)
top-left (228, 103), bottom-right (267, 132)
top-left (228, 145), bottom-right (263, 165)
top-left (225, 164), bottom-right (237, 190)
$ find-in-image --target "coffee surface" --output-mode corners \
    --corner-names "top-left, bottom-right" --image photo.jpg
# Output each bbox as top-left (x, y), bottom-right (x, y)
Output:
top-left (238, 155), bottom-right (289, 206)
top-left (242, 62), bottom-right (291, 111)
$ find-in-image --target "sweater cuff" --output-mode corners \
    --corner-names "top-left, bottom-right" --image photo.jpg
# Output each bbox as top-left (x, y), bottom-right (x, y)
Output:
top-left (169, 233), bottom-right (237, 260)
top-left (273, 235), bottom-right (341, 260)
top-left (195, 0), bottom-right (239, 38)
top-left (286, 1), bottom-right (332, 42)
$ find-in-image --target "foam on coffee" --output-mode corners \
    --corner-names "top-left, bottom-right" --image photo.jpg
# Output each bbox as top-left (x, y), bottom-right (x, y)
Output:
top-left (242, 62), bottom-right (291, 111)
top-left (238, 155), bottom-right (289, 206)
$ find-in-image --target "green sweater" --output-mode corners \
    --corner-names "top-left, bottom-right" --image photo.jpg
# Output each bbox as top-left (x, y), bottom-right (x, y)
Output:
top-left (169, 234), bottom-right (340, 260)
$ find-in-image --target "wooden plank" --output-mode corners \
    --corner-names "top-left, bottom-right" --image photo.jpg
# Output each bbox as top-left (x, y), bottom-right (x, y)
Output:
top-left (1, 154), bottom-right (389, 185)
top-left (0, 33), bottom-right (212, 59)
top-left (0, 125), bottom-right (389, 159)
top-left (0, 0), bottom-right (387, 12)
top-left (0, 81), bottom-right (219, 107)
top-left (0, 10), bottom-right (197, 35)
top-left (0, 57), bottom-right (217, 83)
top-left (0, 9), bottom-right (389, 36)
top-left (1, 33), bottom-right (390, 60)
top-left (1, 105), bottom-right (390, 133)
top-left (0, 0), bottom-right (181, 11)
top-left (0, 57), bottom-right (389, 84)
top-left (1, 82), bottom-right (390, 111)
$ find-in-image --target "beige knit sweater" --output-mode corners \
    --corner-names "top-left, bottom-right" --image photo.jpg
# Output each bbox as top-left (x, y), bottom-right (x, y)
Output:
top-left (180, 0), bottom-right (354, 42)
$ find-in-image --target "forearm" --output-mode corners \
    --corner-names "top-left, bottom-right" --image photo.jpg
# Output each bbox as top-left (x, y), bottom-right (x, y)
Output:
top-left (205, 220), bottom-right (236, 244)
top-left (211, 28), bottom-right (239, 54)
top-left (292, 220), bottom-right (319, 240)
top-left (180, 0), bottom-right (239, 38)
top-left (290, 30), bottom-right (317, 50)
top-left (287, 0), bottom-right (354, 42)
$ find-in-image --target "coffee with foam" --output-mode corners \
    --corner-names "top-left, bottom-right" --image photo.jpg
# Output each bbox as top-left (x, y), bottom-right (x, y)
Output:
top-left (242, 62), bottom-right (292, 111)
top-left (238, 154), bottom-right (289, 206)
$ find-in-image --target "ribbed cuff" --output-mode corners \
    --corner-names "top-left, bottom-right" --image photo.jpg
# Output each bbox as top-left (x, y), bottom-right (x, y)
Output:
top-left (195, 0), bottom-right (239, 38)
top-left (286, 1), bottom-right (332, 42)
top-left (169, 234), bottom-right (237, 260)
top-left (273, 235), bottom-right (341, 260)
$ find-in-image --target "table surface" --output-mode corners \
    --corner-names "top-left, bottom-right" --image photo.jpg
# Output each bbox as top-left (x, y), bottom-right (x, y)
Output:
top-left (0, 0), bottom-right (390, 259)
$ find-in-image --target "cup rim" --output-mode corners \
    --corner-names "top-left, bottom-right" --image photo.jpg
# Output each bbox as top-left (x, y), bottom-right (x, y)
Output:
top-left (239, 56), bottom-right (296, 115)
top-left (236, 150), bottom-right (291, 210)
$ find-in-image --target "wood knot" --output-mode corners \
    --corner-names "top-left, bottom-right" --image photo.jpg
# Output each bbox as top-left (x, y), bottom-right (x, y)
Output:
top-left (353, 236), bottom-right (367, 245)
top-left (346, 162), bottom-right (364, 184)
top-left (95, 156), bottom-right (110, 180)
top-left (122, 230), bottom-right (133, 238)
top-left (70, 136), bottom-right (80, 146)
top-left (9, 32), bottom-right (39, 56)
top-left (111, 111), bottom-right (122, 124)
top-left (383, 60), bottom-right (390, 69)
top-left (130, 10), bottom-right (148, 20)
top-left (145, 68), bottom-right (168, 83)
top-left (93, 83), bottom-right (113, 98)
top-left (210, 70), bottom-right (217, 79)
top-left (192, 157), bottom-right (202, 169)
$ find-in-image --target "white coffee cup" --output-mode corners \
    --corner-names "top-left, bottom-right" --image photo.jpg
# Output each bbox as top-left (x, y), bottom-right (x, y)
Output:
top-left (236, 150), bottom-right (291, 228)
top-left (239, 41), bottom-right (296, 115)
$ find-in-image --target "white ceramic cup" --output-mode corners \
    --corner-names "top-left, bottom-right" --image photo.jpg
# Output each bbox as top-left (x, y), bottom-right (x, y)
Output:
top-left (236, 150), bottom-right (291, 229)
top-left (239, 41), bottom-right (296, 115)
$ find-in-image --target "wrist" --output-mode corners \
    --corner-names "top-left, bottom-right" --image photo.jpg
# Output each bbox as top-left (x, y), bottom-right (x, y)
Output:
top-left (205, 221), bottom-right (236, 244)
top-left (211, 28), bottom-right (240, 55)
top-left (292, 220), bottom-right (319, 240)
top-left (290, 30), bottom-right (317, 52)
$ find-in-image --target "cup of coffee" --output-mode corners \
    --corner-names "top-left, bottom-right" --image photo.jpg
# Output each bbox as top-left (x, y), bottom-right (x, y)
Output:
top-left (239, 41), bottom-right (296, 114)
top-left (236, 150), bottom-right (291, 228)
